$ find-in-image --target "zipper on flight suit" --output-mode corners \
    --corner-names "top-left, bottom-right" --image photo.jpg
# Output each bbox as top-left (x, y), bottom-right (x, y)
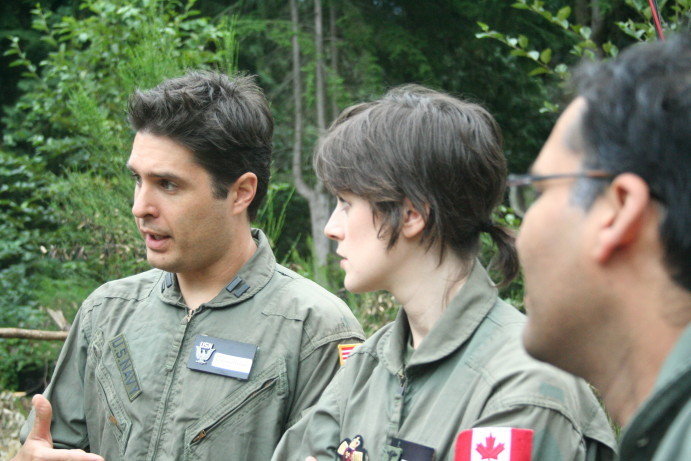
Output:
top-left (397, 370), bottom-right (407, 396)
top-left (147, 304), bottom-right (205, 459)
top-left (387, 369), bottom-right (408, 440)
top-left (189, 377), bottom-right (278, 446)
top-left (184, 305), bottom-right (204, 323)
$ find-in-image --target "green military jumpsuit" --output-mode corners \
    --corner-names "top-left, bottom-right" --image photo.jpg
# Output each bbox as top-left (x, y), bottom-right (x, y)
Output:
top-left (618, 324), bottom-right (691, 460)
top-left (21, 230), bottom-right (365, 460)
top-left (273, 262), bottom-right (617, 460)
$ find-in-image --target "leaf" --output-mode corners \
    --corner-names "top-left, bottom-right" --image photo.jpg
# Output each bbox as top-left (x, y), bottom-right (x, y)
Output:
top-left (556, 6), bottom-right (571, 21)
top-left (475, 31), bottom-right (504, 40)
top-left (511, 2), bottom-right (530, 10)
top-left (529, 67), bottom-right (549, 76)
top-left (527, 50), bottom-right (540, 61)
top-left (540, 101), bottom-right (560, 113)
top-left (602, 42), bottom-right (619, 57)
top-left (580, 26), bottom-right (592, 39)
top-left (477, 21), bottom-right (489, 31)
top-left (579, 39), bottom-right (597, 49)
top-left (518, 35), bottom-right (528, 48)
top-left (540, 48), bottom-right (552, 63)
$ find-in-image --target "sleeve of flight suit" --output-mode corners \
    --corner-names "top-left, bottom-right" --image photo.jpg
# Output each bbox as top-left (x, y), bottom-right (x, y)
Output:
top-left (281, 281), bottom-right (364, 429)
top-left (20, 299), bottom-right (96, 450)
top-left (286, 337), bottom-right (358, 429)
top-left (472, 404), bottom-right (617, 461)
top-left (273, 365), bottom-right (346, 461)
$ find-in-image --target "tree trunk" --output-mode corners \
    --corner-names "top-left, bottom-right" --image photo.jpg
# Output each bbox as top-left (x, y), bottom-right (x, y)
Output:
top-left (329, 0), bottom-right (339, 120)
top-left (308, 192), bottom-right (332, 270)
top-left (590, 0), bottom-right (604, 46)
top-left (574, 0), bottom-right (604, 48)
top-left (291, 0), bottom-right (304, 195)
top-left (290, 0), bottom-right (333, 271)
top-left (314, 0), bottom-right (327, 131)
top-left (574, 0), bottom-right (588, 26)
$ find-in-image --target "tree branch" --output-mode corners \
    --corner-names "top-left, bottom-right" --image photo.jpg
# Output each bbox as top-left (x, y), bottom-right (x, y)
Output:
top-left (0, 328), bottom-right (68, 341)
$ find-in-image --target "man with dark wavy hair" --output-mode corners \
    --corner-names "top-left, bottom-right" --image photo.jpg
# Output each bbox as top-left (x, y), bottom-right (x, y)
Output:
top-left (14, 71), bottom-right (364, 461)
top-left (513, 33), bottom-right (690, 460)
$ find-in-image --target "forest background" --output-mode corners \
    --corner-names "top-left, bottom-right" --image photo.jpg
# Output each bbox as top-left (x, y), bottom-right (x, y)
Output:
top-left (0, 0), bottom-right (688, 452)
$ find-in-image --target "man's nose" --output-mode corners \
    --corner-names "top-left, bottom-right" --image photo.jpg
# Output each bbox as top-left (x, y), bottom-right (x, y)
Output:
top-left (131, 184), bottom-right (158, 219)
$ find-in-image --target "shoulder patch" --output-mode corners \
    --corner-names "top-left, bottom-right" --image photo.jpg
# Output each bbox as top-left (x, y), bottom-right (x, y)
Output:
top-left (455, 427), bottom-right (533, 461)
top-left (338, 343), bottom-right (361, 366)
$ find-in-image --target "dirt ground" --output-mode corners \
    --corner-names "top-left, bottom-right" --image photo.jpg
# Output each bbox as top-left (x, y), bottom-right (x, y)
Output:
top-left (0, 391), bottom-right (28, 461)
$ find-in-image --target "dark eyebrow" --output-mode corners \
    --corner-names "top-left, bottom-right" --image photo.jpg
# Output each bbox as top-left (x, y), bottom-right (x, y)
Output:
top-left (125, 164), bottom-right (186, 183)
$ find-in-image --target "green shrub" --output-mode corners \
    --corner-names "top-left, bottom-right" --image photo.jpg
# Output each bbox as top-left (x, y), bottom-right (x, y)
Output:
top-left (0, 0), bottom-right (239, 390)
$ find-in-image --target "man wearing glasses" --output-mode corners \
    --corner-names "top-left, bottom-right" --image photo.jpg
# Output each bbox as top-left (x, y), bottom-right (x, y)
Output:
top-left (509, 33), bottom-right (689, 460)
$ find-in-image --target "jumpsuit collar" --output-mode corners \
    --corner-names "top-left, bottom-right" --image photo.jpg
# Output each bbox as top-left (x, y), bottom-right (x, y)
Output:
top-left (157, 228), bottom-right (276, 309)
top-left (379, 260), bottom-right (498, 375)
top-left (621, 323), bottom-right (691, 451)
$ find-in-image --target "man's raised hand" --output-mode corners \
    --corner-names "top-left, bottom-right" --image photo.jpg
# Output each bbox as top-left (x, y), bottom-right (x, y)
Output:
top-left (12, 394), bottom-right (104, 461)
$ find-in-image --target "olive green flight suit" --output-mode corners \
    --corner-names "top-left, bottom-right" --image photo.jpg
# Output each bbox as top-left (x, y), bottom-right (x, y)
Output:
top-left (21, 229), bottom-right (365, 460)
top-left (273, 262), bottom-right (617, 461)
top-left (619, 324), bottom-right (691, 460)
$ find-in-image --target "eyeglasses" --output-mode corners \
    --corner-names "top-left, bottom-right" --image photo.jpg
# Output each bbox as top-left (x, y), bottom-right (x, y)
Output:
top-left (507, 171), bottom-right (614, 217)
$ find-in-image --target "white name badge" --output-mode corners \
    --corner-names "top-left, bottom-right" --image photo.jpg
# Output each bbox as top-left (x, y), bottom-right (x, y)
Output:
top-left (187, 334), bottom-right (257, 380)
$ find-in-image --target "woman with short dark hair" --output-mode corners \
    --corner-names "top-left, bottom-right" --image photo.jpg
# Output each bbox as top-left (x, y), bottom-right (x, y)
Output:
top-left (273, 85), bottom-right (616, 461)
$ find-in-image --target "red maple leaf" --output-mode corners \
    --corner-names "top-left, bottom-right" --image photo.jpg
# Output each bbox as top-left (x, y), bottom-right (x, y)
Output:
top-left (476, 434), bottom-right (505, 460)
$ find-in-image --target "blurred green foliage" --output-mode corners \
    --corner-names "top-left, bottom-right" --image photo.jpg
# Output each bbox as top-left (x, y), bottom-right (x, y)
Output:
top-left (477, 0), bottom-right (690, 113)
top-left (0, 0), bottom-right (239, 389)
top-left (1, 0), bottom-right (687, 391)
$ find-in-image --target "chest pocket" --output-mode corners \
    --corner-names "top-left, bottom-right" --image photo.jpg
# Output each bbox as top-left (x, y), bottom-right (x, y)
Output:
top-left (183, 358), bottom-right (289, 461)
top-left (89, 330), bottom-right (133, 456)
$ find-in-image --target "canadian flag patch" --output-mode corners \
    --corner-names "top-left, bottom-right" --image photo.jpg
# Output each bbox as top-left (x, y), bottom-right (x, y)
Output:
top-left (454, 427), bottom-right (533, 461)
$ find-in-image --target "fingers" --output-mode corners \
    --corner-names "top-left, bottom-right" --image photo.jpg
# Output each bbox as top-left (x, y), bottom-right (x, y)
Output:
top-left (27, 394), bottom-right (53, 445)
top-left (25, 448), bottom-right (105, 461)
top-left (14, 445), bottom-right (106, 461)
top-left (61, 449), bottom-right (105, 461)
top-left (18, 395), bottom-right (104, 461)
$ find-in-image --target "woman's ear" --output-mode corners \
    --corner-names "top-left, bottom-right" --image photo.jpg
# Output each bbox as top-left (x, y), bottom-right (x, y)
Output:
top-left (401, 198), bottom-right (427, 239)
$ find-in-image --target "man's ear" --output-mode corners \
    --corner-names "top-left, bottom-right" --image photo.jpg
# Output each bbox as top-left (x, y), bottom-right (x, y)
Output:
top-left (593, 173), bottom-right (652, 263)
top-left (229, 172), bottom-right (258, 216)
top-left (400, 198), bottom-right (427, 239)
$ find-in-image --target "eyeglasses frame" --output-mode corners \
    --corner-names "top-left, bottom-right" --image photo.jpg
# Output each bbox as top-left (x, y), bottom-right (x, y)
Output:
top-left (507, 170), bottom-right (615, 217)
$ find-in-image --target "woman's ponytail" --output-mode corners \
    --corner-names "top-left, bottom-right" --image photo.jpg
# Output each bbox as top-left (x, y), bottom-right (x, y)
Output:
top-left (481, 222), bottom-right (520, 287)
